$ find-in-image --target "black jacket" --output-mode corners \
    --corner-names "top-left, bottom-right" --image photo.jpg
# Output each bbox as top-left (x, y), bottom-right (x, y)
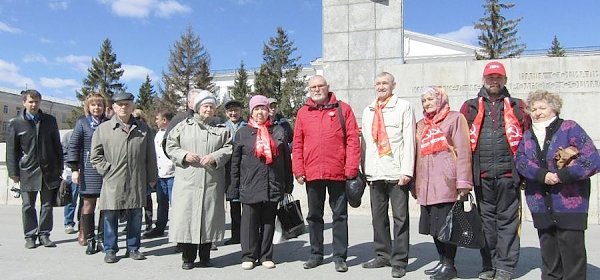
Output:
top-left (6, 109), bottom-right (63, 191)
top-left (460, 87), bottom-right (530, 186)
top-left (66, 115), bottom-right (109, 195)
top-left (228, 124), bottom-right (293, 204)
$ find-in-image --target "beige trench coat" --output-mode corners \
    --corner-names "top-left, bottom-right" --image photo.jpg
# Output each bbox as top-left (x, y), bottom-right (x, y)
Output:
top-left (166, 116), bottom-right (232, 244)
top-left (90, 117), bottom-right (158, 210)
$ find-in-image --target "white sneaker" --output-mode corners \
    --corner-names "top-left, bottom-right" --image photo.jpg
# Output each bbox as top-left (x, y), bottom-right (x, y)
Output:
top-left (262, 261), bottom-right (275, 269)
top-left (64, 225), bottom-right (76, 234)
top-left (241, 261), bottom-right (255, 270)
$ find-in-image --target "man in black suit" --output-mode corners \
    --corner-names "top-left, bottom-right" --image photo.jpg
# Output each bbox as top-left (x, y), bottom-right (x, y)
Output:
top-left (6, 89), bottom-right (64, 249)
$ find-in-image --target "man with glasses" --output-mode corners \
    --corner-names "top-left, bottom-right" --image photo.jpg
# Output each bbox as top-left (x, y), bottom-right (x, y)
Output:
top-left (292, 75), bottom-right (361, 273)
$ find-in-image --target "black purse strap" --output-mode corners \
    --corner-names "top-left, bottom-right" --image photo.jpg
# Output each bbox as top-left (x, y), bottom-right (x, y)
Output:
top-left (336, 101), bottom-right (346, 146)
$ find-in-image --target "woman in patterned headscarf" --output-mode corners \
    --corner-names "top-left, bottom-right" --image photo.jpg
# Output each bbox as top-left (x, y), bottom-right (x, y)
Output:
top-left (414, 87), bottom-right (473, 280)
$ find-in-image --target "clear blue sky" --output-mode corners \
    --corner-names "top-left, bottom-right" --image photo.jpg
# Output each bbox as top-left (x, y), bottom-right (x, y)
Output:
top-left (1, 0), bottom-right (598, 101)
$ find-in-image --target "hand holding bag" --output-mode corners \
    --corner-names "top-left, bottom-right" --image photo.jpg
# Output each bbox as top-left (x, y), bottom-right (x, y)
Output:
top-left (438, 193), bottom-right (485, 249)
top-left (52, 178), bottom-right (71, 207)
top-left (276, 194), bottom-right (307, 239)
top-left (335, 102), bottom-right (366, 208)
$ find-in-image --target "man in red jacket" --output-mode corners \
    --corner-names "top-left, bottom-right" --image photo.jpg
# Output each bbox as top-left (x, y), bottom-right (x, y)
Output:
top-left (292, 75), bottom-right (361, 273)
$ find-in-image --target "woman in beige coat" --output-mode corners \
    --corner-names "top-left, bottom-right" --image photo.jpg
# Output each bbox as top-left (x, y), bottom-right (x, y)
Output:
top-left (166, 90), bottom-right (232, 270)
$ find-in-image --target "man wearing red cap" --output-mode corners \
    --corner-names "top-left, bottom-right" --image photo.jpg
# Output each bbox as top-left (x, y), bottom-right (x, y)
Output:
top-left (460, 61), bottom-right (530, 280)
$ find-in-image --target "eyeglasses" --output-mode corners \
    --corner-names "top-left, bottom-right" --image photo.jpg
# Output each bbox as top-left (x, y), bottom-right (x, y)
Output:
top-left (309, 84), bottom-right (328, 90)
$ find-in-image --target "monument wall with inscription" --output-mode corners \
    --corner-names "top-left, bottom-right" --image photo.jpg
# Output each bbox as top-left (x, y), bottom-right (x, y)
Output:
top-left (321, 0), bottom-right (600, 224)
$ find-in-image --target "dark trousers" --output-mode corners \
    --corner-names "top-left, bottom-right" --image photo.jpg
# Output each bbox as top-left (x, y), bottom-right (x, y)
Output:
top-left (144, 194), bottom-right (153, 229)
top-left (229, 201), bottom-right (241, 241)
top-left (475, 177), bottom-right (520, 273)
top-left (368, 180), bottom-right (410, 268)
top-left (240, 202), bottom-right (277, 262)
top-left (305, 180), bottom-right (348, 261)
top-left (21, 187), bottom-right (54, 239)
top-left (181, 242), bottom-right (212, 263)
top-left (538, 227), bottom-right (586, 280)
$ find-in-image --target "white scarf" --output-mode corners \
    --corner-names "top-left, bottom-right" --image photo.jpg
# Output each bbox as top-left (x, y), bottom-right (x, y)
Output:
top-left (531, 116), bottom-right (557, 149)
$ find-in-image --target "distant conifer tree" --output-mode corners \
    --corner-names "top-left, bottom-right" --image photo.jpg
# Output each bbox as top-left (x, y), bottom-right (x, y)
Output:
top-left (547, 35), bottom-right (566, 57)
top-left (230, 60), bottom-right (252, 115)
top-left (77, 38), bottom-right (125, 101)
top-left (160, 25), bottom-right (214, 112)
top-left (136, 75), bottom-right (157, 113)
top-left (475, 0), bottom-right (526, 59)
top-left (253, 27), bottom-right (306, 120)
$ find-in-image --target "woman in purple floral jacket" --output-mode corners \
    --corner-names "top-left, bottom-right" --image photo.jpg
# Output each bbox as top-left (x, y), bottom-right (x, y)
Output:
top-left (515, 90), bottom-right (600, 280)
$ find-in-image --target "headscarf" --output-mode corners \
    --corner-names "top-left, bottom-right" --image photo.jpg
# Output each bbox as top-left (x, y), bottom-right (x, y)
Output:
top-left (248, 95), bottom-right (279, 164)
top-left (420, 87), bottom-right (450, 156)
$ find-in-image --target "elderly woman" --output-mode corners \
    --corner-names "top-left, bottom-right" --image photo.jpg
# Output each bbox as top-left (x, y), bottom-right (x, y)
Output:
top-left (414, 87), bottom-right (472, 280)
top-left (166, 89), bottom-right (232, 270)
top-left (515, 90), bottom-right (600, 280)
top-left (227, 95), bottom-right (293, 270)
top-left (66, 92), bottom-right (110, 254)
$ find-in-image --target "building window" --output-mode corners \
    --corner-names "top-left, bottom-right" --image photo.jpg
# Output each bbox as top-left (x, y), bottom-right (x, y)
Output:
top-left (2, 121), bottom-right (8, 132)
top-left (3, 105), bottom-right (8, 114)
top-left (16, 107), bottom-right (21, 116)
top-left (62, 113), bottom-right (67, 123)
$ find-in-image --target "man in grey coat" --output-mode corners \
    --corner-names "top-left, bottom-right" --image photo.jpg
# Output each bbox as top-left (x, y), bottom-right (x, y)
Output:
top-left (91, 92), bottom-right (158, 263)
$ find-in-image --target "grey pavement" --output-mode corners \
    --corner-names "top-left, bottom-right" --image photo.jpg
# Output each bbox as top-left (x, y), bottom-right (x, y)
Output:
top-left (1, 204), bottom-right (599, 280)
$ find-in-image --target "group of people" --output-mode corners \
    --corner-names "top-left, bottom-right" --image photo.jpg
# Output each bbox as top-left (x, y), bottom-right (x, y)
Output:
top-left (6, 61), bottom-right (600, 280)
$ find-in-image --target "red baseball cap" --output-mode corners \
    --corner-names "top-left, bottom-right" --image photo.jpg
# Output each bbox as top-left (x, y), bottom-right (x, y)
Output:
top-left (483, 61), bottom-right (506, 76)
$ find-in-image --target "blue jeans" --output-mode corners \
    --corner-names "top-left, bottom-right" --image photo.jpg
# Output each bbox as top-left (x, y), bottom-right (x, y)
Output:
top-left (155, 177), bottom-right (174, 232)
top-left (63, 179), bottom-right (80, 227)
top-left (103, 208), bottom-right (142, 253)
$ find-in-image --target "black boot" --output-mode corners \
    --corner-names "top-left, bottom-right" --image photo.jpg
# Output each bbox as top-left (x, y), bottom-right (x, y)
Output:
top-left (425, 260), bottom-right (443, 275)
top-left (430, 264), bottom-right (457, 280)
top-left (96, 211), bottom-right (104, 252)
top-left (429, 244), bottom-right (458, 280)
top-left (82, 214), bottom-right (97, 255)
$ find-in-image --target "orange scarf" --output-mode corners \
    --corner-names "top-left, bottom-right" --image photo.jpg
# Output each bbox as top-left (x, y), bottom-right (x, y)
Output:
top-left (420, 104), bottom-right (450, 155)
top-left (248, 118), bottom-right (279, 164)
top-left (371, 95), bottom-right (393, 157)
top-left (469, 97), bottom-right (523, 154)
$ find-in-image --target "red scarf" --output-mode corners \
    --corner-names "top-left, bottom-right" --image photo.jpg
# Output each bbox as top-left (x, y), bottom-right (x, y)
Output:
top-left (371, 95), bottom-right (393, 157)
top-left (420, 104), bottom-right (450, 156)
top-left (469, 97), bottom-right (523, 154)
top-left (248, 118), bottom-right (279, 164)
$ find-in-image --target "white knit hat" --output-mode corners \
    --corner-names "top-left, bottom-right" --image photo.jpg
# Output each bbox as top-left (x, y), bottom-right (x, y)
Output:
top-left (193, 90), bottom-right (217, 111)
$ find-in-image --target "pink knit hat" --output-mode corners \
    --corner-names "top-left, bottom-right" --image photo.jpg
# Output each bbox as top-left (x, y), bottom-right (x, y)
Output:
top-left (248, 95), bottom-right (269, 112)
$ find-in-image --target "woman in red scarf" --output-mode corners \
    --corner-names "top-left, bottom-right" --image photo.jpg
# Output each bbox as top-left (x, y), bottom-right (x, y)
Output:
top-left (227, 95), bottom-right (293, 270)
top-left (414, 87), bottom-right (473, 280)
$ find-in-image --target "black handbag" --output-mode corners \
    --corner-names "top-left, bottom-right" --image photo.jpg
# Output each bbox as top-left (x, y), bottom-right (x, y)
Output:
top-left (276, 194), bottom-right (307, 239)
top-left (346, 171), bottom-right (366, 208)
top-left (335, 102), bottom-right (366, 208)
top-left (438, 193), bottom-right (485, 249)
top-left (52, 179), bottom-right (72, 207)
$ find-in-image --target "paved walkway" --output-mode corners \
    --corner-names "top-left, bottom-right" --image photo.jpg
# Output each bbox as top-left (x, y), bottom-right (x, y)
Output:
top-left (1, 205), bottom-right (599, 280)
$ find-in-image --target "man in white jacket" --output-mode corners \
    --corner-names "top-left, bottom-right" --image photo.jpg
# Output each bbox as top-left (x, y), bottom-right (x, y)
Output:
top-left (360, 72), bottom-right (416, 278)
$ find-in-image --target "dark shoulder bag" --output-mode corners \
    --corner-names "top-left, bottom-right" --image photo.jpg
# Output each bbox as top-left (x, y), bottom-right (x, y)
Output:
top-left (336, 102), bottom-right (366, 208)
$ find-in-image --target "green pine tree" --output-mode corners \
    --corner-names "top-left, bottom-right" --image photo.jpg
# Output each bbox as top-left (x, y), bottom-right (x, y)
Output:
top-left (231, 60), bottom-right (252, 114)
top-left (253, 27), bottom-right (305, 120)
top-left (78, 38), bottom-right (125, 100)
top-left (136, 75), bottom-right (157, 113)
top-left (474, 0), bottom-right (526, 59)
top-left (160, 25), bottom-right (213, 111)
top-left (547, 35), bottom-right (566, 57)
